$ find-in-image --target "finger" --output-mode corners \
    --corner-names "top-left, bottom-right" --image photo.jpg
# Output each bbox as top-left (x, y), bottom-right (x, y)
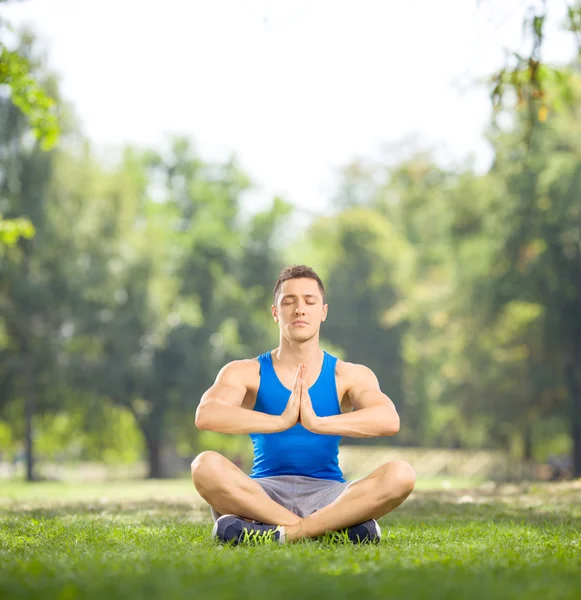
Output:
top-left (292, 377), bottom-right (299, 395)
top-left (297, 363), bottom-right (305, 382)
top-left (292, 364), bottom-right (302, 392)
top-left (299, 363), bottom-right (305, 383)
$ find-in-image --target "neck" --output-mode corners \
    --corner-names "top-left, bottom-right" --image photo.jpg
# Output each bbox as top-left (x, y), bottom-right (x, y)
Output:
top-left (274, 335), bottom-right (323, 368)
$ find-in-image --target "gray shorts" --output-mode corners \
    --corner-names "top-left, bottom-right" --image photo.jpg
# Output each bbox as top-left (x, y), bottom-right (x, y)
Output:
top-left (209, 475), bottom-right (351, 522)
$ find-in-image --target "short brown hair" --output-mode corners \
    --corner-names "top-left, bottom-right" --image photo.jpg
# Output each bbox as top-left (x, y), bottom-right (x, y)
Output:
top-left (273, 265), bottom-right (326, 304)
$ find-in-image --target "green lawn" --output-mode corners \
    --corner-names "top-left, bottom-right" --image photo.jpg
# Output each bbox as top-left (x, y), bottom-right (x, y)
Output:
top-left (1, 478), bottom-right (580, 600)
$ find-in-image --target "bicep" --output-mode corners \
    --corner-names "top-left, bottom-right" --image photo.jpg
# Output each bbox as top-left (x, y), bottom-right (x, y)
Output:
top-left (199, 363), bottom-right (248, 408)
top-left (347, 365), bottom-right (394, 411)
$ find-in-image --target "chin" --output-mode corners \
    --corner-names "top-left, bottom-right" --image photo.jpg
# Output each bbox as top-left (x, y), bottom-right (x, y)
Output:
top-left (288, 331), bottom-right (316, 343)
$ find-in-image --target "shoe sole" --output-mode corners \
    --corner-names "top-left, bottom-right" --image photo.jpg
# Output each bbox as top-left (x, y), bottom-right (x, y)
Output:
top-left (372, 519), bottom-right (381, 541)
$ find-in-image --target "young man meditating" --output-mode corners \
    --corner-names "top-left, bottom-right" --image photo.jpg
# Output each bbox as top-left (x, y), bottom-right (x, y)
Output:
top-left (192, 265), bottom-right (415, 544)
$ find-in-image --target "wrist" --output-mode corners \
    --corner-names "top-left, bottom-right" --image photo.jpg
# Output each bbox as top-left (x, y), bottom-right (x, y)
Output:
top-left (276, 415), bottom-right (290, 432)
top-left (311, 416), bottom-right (327, 434)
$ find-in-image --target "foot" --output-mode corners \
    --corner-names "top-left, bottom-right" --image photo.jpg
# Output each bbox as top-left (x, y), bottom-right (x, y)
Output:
top-left (344, 519), bottom-right (381, 544)
top-left (212, 514), bottom-right (281, 545)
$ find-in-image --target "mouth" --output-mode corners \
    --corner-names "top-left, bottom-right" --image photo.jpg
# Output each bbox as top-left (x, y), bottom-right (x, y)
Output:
top-left (291, 320), bottom-right (309, 326)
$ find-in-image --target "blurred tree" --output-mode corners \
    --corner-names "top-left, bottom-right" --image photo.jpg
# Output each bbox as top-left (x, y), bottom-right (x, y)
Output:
top-left (64, 138), bottom-right (292, 477)
top-left (295, 203), bottom-right (410, 444)
top-left (373, 149), bottom-right (571, 460)
top-left (488, 1), bottom-right (580, 145)
top-left (0, 11), bottom-right (60, 246)
top-left (234, 195), bottom-right (293, 352)
top-left (0, 33), bottom-right (69, 480)
top-left (480, 70), bottom-right (581, 473)
top-left (382, 70), bottom-right (581, 468)
top-left (321, 148), bottom-right (571, 461)
top-left (0, 8), bottom-right (58, 149)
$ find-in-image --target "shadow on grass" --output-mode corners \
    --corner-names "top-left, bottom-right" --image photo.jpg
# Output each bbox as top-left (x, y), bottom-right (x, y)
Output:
top-left (1, 496), bottom-right (580, 529)
top-left (395, 496), bottom-right (581, 526)
top-left (0, 501), bottom-right (209, 524)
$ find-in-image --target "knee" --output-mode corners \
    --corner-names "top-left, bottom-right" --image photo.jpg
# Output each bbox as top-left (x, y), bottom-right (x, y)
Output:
top-left (190, 451), bottom-right (226, 486)
top-left (382, 460), bottom-right (416, 499)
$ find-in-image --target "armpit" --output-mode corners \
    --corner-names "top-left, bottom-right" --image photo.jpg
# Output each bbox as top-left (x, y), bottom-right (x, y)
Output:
top-left (339, 393), bottom-right (353, 414)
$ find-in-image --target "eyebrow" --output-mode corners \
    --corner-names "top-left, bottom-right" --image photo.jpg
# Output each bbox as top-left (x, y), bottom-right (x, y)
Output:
top-left (281, 294), bottom-right (318, 300)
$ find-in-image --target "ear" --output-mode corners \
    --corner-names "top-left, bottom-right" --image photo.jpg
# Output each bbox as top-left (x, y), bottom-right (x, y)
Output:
top-left (271, 305), bottom-right (278, 323)
top-left (321, 303), bottom-right (328, 322)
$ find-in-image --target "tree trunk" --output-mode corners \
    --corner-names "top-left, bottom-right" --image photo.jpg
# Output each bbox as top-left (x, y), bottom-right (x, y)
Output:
top-left (20, 249), bottom-right (37, 482)
top-left (567, 360), bottom-right (581, 478)
top-left (572, 418), bottom-right (581, 479)
top-left (144, 431), bottom-right (164, 479)
top-left (22, 339), bottom-right (37, 482)
top-left (567, 261), bottom-right (581, 477)
top-left (523, 421), bottom-right (534, 461)
top-left (129, 401), bottom-right (167, 479)
top-left (24, 390), bottom-right (36, 481)
top-left (568, 232), bottom-right (581, 478)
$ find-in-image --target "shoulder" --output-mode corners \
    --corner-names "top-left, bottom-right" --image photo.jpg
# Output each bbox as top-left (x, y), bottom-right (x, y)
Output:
top-left (216, 358), bottom-right (260, 388)
top-left (335, 359), bottom-right (379, 388)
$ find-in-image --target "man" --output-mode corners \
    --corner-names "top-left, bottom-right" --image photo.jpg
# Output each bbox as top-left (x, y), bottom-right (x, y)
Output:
top-left (192, 265), bottom-right (415, 544)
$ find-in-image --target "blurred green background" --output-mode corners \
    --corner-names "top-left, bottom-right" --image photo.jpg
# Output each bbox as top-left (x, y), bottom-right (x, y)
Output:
top-left (1, 1), bottom-right (581, 483)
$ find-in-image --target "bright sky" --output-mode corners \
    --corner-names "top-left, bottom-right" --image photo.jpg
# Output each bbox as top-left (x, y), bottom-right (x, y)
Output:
top-left (3, 0), bottom-right (576, 215)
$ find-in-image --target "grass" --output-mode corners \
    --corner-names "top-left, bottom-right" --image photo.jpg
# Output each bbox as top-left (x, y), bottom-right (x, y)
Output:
top-left (0, 474), bottom-right (481, 503)
top-left (1, 478), bottom-right (580, 600)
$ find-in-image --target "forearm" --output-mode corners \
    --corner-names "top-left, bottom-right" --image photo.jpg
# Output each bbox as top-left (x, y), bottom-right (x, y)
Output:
top-left (315, 405), bottom-right (400, 438)
top-left (195, 398), bottom-right (285, 434)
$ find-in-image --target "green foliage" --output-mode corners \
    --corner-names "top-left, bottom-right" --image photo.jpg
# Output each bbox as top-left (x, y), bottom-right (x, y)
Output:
top-left (0, 25), bottom-right (60, 248)
top-left (0, 419), bottom-right (13, 457)
top-left (2, 4), bottom-right (581, 478)
top-left (32, 403), bottom-right (143, 464)
top-left (0, 45), bottom-right (58, 149)
top-left (0, 215), bottom-right (34, 247)
top-left (194, 430), bottom-right (253, 465)
top-left (298, 206), bottom-right (409, 443)
top-left (24, 136), bottom-right (293, 477)
top-left (489, 2), bottom-right (581, 143)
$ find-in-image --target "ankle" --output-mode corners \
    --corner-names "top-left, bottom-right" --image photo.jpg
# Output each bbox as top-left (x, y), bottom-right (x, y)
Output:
top-left (282, 519), bottom-right (306, 543)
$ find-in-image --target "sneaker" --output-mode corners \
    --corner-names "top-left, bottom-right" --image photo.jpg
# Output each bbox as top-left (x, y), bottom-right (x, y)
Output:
top-left (344, 519), bottom-right (381, 544)
top-left (212, 514), bottom-right (281, 545)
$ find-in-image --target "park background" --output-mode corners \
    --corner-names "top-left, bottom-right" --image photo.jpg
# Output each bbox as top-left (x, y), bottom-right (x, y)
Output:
top-left (1, 0), bottom-right (581, 485)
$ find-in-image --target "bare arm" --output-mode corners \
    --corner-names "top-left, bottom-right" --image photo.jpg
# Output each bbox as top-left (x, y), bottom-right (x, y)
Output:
top-left (314, 364), bottom-right (400, 438)
top-left (195, 361), bottom-right (294, 435)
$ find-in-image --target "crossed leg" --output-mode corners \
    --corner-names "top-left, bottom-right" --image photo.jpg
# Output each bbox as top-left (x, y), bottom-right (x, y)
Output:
top-left (191, 451), bottom-right (416, 543)
top-left (191, 451), bottom-right (302, 527)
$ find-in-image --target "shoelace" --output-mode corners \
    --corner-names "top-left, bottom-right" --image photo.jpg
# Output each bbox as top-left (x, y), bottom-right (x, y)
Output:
top-left (240, 525), bottom-right (280, 544)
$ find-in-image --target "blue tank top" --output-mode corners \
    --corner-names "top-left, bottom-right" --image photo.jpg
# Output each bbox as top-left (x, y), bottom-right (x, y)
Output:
top-left (249, 350), bottom-right (345, 482)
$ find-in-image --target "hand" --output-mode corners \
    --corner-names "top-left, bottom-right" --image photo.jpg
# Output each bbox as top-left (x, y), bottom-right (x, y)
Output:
top-left (280, 363), bottom-right (303, 430)
top-left (299, 365), bottom-right (321, 432)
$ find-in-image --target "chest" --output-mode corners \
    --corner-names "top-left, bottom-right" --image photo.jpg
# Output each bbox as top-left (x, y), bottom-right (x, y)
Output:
top-left (242, 364), bottom-right (352, 413)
